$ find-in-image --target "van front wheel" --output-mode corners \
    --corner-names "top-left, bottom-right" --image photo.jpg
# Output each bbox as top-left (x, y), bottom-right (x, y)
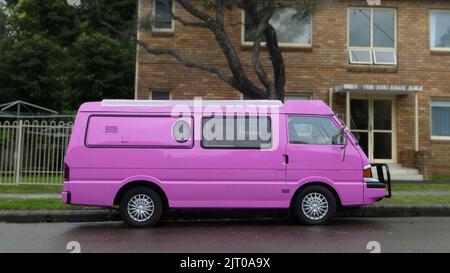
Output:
top-left (293, 185), bottom-right (336, 225)
top-left (120, 187), bottom-right (163, 227)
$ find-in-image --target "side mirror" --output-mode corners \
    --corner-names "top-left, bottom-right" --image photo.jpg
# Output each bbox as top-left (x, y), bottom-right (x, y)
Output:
top-left (332, 126), bottom-right (347, 147)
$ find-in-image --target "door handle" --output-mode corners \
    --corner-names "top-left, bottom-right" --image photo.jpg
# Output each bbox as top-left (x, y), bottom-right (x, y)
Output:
top-left (283, 154), bottom-right (289, 165)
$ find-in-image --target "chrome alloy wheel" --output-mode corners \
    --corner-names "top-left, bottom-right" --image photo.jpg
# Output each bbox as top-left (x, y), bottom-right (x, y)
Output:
top-left (301, 192), bottom-right (329, 220)
top-left (127, 194), bottom-right (155, 222)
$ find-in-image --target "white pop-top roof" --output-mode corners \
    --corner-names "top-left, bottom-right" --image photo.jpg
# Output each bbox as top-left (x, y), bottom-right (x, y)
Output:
top-left (101, 99), bottom-right (284, 108)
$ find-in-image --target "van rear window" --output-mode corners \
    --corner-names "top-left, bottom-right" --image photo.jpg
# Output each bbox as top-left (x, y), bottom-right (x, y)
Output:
top-left (85, 115), bottom-right (193, 148)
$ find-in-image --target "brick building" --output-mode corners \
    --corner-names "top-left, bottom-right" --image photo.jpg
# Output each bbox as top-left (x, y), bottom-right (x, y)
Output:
top-left (135, 0), bottom-right (450, 181)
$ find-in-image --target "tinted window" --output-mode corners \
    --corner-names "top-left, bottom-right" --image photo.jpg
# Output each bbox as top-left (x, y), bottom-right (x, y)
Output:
top-left (154, 0), bottom-right (173, 29)
top-left (202, 116), bottom-right (272, 149)
top-left (430, 11), bottom-right (450, 48)
top-left (373, 9), bottom-right (395, 48)
top-left (151, 91), bottom-right (170, 100)
top-left (288, 116), bottom-right (339, 145)
top-left (432, 100), bottom-right (450, 137)
top-left (349, 9), bottom-right (371, 47)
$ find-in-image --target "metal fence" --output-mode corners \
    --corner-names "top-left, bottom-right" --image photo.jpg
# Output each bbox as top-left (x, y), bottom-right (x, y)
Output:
top-left (0, 120), bottom-right (73, 185)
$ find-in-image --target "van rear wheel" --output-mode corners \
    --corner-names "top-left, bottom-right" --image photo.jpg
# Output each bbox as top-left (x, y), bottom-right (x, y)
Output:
top-left (120, 187), bottom-right (163, 227)
top-left (293, 185), bottom-right (336, 225)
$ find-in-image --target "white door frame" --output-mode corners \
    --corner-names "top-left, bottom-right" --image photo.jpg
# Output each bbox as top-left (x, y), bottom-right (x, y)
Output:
top-left (349, 94), bottom-right (397, 163)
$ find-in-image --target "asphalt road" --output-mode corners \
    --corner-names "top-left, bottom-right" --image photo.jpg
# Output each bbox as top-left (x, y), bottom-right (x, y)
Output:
top-left (0, 217), bottom-right (449, 253)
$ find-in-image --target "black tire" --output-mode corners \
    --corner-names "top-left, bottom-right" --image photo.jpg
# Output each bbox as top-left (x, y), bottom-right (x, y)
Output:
top-left (120, 187), bottom-right (163, 227)
top-left (293, 185), bottom-right (337, 226)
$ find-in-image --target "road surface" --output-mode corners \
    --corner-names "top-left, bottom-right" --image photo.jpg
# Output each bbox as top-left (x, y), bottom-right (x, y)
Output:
top-left (0, 217), bottom-right (449, 253)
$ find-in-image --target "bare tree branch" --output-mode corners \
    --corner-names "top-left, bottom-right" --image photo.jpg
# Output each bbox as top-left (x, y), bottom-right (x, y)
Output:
top-left (171, 14), bottom-right (208, 28)
top-left (251, 2), bottom-right (276, 97)
top-left (175, 0), bottom-right (215, 23)
top-left (216, 0), bottom-right (226, 25)
top-left (238, 0), bottom-right (279, 99)
top-left (263, 24), bottom-right (285, 100)
top-left (96, 6), bottom-right (232, 84)
top-left (176, 0), bottom-right (269, 99)
top-left (150, 1), bottom-right (208, 28)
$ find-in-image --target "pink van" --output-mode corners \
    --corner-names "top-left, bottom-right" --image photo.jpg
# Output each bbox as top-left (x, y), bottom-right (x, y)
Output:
top-left (61, 99), bottom-right (391, 227)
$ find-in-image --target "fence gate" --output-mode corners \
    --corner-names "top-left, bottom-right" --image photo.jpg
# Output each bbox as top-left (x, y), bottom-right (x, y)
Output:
top-left (0, 120), bottom-right (73, 185)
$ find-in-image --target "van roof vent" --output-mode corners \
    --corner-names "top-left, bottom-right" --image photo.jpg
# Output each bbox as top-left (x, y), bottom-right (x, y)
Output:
top-left (101, 100), bottom-right (283, 108)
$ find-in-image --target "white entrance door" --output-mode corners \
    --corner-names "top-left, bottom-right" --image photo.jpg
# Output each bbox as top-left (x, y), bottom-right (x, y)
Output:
top-left (349, 96), bottom-right (396, 163)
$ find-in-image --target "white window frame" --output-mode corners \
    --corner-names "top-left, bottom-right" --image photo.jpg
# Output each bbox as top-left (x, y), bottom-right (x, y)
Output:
top-left (149, 91), bottom-right (172, 100)
top-left (241, 9), bottom-right (313, 48)
top-left (373, 48), bottom-right (397, 65)
top-left (430, 10), bottom-right (450, 52)
top-left (152, 0), bottom-right (175, 33)
top-left (348, 48), bottom-right (373, 65)
top-left (347, 8), bottom-right (397, 66)
top-left (430, 98), bottom-right (450, 141)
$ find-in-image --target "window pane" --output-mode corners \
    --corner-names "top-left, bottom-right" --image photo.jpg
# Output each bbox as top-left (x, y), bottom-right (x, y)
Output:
top-left (244, 11), bottom-right (262, 42)
top-left (285, 94), bottom-right (311, 100)
top-left (202, 116), bottom-right (272, 149)
top-left (373, 100), bottom-right (392, 130)
top-left (154, 0), bottom-right (172, 29)
top-left (288, 116), bottom-right (339, 145)
top-left (431, 11), bottom-right (450, 48)
top-left (271, 8), bottom-right (311, 44)
top-left (373, 132), bottom-right (392, 159)
top-left (432, 102), bottom-right (450, 136)
top-left (350, 99), bottom-right (369, 130)
top-left (374, 50), bottom-right (396, 64)
top-left (349, 49), bottom-right (372, 63)
top-left (373, 10), bottom-right (395, 48)
top-left (244, 8), bottom-right (312, 44)
top-left (354, 131), bottom-right (369, 157)
top-left (152, 91), bottom-right (170, 100)
top-left (349, 9), bottom-right (371, 47)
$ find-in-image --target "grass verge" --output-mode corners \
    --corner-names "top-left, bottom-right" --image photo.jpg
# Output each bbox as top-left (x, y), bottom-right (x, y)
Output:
top-left (0, 184), bottom-right (62, 194)
top-left (378, 195), bottom-right (450, 205)
top-left (432, 176), bottom-right (450, 183)
top-left (391, 183), bottom-right (450, 191)
top-left (0, 198), bottom-right (93, 210)
top-left (1, 195), bottom-right (450, 210)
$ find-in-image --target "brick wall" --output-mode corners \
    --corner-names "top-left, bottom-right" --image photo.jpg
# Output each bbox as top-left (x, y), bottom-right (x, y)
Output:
top-left (136, 0), bottom-right (450, 180)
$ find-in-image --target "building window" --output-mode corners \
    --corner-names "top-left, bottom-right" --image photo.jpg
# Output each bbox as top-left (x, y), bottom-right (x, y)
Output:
top-left (243, 7), bottom-right (312, 47)
top-left (285, 94), bottom-right (312, 100)
top-left (152, 0), bottom-right (174, 32)
top-left (348, 8), bottom-right (396, 65)
top-left (150, 91), bottom-right (171, 100)
top-left (430, 11), bottom-right (450, 50)
top-left (431, 99), bottom-right (450, 138)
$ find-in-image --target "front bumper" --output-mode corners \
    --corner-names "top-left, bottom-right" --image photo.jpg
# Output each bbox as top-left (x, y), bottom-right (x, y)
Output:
top-left (370, 163), bottom-right (392, 198)
top-left (364, 164), bottom-right (392, 204)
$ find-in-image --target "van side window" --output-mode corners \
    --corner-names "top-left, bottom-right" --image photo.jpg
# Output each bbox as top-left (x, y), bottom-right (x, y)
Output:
top-left (202, 116), bottom-right (272, 149)
top-left (288, 116), bottom-right (339, 145)
top-left (86, 115), bottom-right (193, 148)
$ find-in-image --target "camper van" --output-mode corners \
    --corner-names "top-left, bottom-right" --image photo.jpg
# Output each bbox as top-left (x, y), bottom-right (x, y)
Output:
top-left (61, 99), bottom-right (390, 227)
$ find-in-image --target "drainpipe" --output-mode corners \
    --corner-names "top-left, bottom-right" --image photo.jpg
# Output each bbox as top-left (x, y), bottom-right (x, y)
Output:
top-left (134, 0), bottom-right (141, 100)
top-left (328, 88), bottom-right (333, 109)
top-left (346, 91), bottom-right (350, 127)
top-left (415, 92), bottom-right (419, 152)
